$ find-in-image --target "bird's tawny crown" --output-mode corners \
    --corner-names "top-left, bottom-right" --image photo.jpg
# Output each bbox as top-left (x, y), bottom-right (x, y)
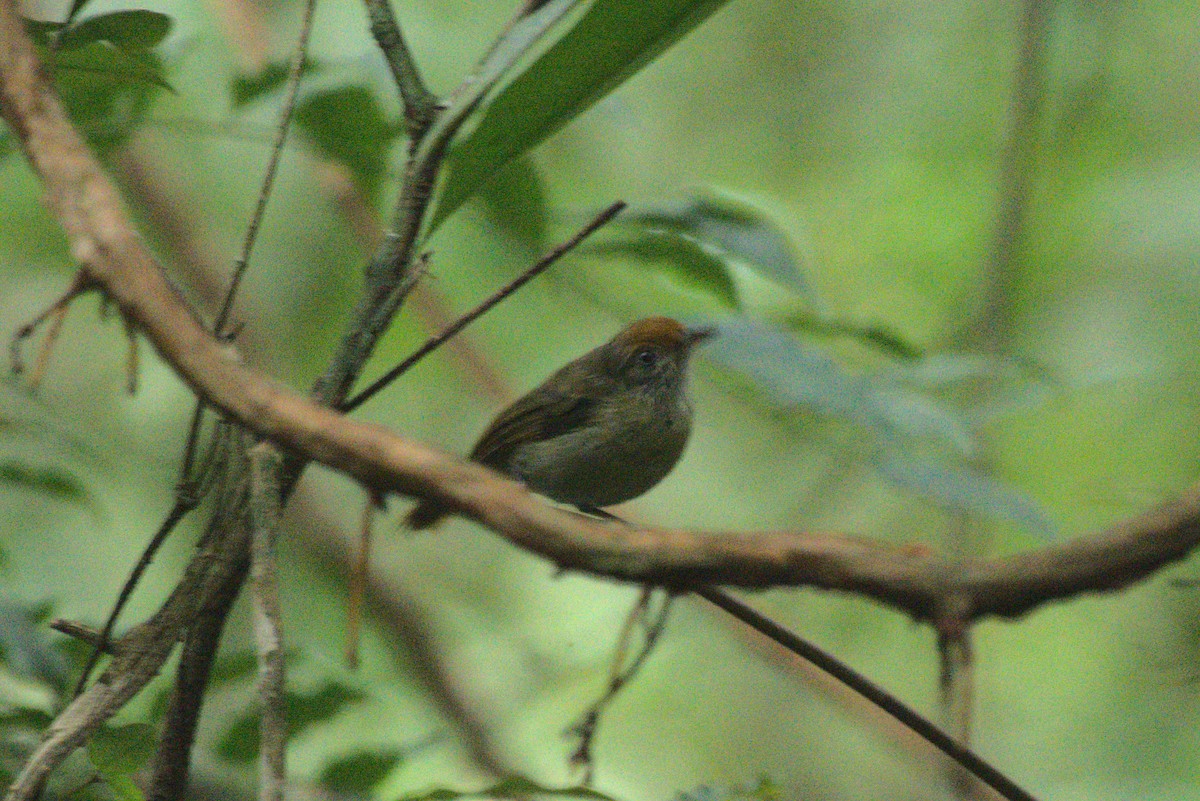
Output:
top-left (611, 316), bottom-right (714, 355)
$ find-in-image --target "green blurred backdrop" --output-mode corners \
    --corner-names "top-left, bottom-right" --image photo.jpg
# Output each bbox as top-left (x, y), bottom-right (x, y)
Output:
top-left (2, 0), bottom-right (1200, 800)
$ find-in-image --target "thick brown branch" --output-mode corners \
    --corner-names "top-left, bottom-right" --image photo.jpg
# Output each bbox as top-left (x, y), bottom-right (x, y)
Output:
top-left (3, 0), bottom-right (1200, 623)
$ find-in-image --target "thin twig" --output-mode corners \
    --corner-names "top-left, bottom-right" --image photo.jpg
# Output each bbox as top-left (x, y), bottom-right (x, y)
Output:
top-left (213, 0), bottom-right (318, 338)
top-left (123, 320), bottom-right (139, 394)
top-left (361, 0), bottom-right (437, 134)
top-left (343, 200), bottom-right (626, 412)
top-left (10, 272), bottom-right (93, 384)
top-left (249, 443), bottom-right (287, 801)
top-left (938, 622), bottom-right (978, 798)
top-left (569, 587), bottom-right (671, 784)
top-left (73, 0), bottom-right (320, 687)
top-left (345, 493), bottom-right (380, 669)
top-left (72, 501), bottom-right (194, 697)
top-left (696, 587), bottom-right (1039, 801)
top-left (71, 423), bottom-right (233, 698)
top-left (49, 620), bottom-right (112, 652)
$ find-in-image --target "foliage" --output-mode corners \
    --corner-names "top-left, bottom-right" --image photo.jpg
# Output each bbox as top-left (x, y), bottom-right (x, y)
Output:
top-left (2, 0), bottom-right (1200, 800)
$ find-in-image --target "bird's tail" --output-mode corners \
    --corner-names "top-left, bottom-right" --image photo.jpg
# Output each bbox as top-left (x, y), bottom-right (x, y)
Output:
top-left (405, 499), bottom-right (447, 530)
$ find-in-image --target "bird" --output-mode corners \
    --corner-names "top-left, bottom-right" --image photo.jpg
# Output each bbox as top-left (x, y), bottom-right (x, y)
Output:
top-left (406, 316), bottom-right (714, 528)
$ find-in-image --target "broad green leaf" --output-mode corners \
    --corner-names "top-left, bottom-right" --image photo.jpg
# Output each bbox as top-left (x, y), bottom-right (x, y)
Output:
top-left (320, 749), bottom-right (404, 794)
top-left (429, 0), bottom-right (733, 231)
top-left (53, 41), bottom-right (172, 92)
top-left (208, 647), bottom-right (300, 684)
top-left (867, 384), bottom-right (975, 456)
top-left (705, 318), bottom-right (1053, 534)
top-left (100, 774), bottom-right (144, 801)
top-left (295, 87), bottom-right (404, 200)
top-left (58, 11), bottom-right (172, 52)
top-left (20, 18), bottom-right (65, 48)
top-left (216, 682), bottom-right (365, 762)
top-left (707, 318), bottom-right (970, 450)
top-left (396, 775), bottom-right (623, 801)
top-left (476, 156), bottom-right (549, 253)
top-left (704, 318), bottom-right (874, 420)
top-left (675, 778), bottom-right (780, 801)
top-left (42, 41), bottom-right (167, 152)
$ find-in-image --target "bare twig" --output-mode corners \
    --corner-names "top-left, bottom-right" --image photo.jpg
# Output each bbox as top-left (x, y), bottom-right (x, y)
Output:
top-left (10, 272), bottom-right (93, 386)
top-left (344, 493), bottom-right (380, 669)
top-left (569, 588), bottom-right (671, 784)
top-left (249, 443), bottom-right (287, 801)
top-left (944, 1), bottom-right (1053, 768)
top-left (49, 620), bottom-right (111, 652)
top-left (344, 200), bottom-right (626, 412)
top-left (123, 319), bottom-right (139, 394)
top-left (215, 0), bottom-right (317, 337)
top-left (938, 622), bottom-right (980, 799)
top-left (313, 0), bottom-right (581, 408)
top-left (73, 500), bottom-right (195, 697)
top-left (696, 587), bottom-right (1039, 801)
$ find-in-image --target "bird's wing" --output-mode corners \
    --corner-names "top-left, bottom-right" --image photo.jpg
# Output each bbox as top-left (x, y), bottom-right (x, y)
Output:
top-left (469, 385), bottom-right (595, 469)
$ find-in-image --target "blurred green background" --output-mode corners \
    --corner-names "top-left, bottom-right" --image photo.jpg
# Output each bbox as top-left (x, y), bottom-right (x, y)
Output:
top-left (2, 0), bottom-right (1200, 799)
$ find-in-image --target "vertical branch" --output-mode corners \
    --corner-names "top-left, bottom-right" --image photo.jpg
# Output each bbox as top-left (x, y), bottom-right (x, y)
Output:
top-left (939, 621), bottom-right (980, 798)
top-left (943, 4), bottom-right (1053, 782)
top-left (972, 0), bottom-right (1052, 352)
top-left (249, 444), bottom-right (287, 801)
top-left (146, 437), bottom-right (253, 801)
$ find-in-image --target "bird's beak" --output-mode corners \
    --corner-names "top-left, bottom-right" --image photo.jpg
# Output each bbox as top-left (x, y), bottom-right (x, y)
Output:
top-left (684, 325), bottom-right (717, 349)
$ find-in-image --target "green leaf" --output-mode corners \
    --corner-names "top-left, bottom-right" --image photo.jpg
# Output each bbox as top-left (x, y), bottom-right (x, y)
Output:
top-left (320, 749), bottom-right (404, 794)
top-left (0, 459), bottom-right (88, 502)
top-left (590, 229), bottom-right (739, 307)
top-left (628, 190), bottom-right (813, 298)
top-left (208, 647), bottom-right (301, 685)
top-left (295, 86), bottom-right (404, 200)
top-left (53, 41), bottom-right (172, 92)
top-left (231, 60), bottom-right (322, 107)
top-left (430, 0), bottom-right (733, 231)
top-left (784, 310), bottom-right (921, 360)
top-left (216, 681), bottom-right (365, 763)
top-left (0, 598), bottom-right (72, 694)
top-left (878, 452), bottom-right (1057, 538)
top-left (704, 318), bottom-right (876, 421)
top-left (476, 156), bottom-right (549, 253)
top-left (708, 318), bottom-right (972, 451)
top-left (395, 775), bottom-right (624, 801)
top-left (20, 18), bottom-right (65, 48)
top-left (88, 723), bottom-right (156, 777)
top-left (58, 11), bottom-right (172, 53)
top-left (706, 319), bottom-right (1054, 535)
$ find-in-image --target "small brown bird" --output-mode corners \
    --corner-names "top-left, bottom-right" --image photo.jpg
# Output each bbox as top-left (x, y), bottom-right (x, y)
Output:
top-left (407, 317), bottom-right (714, 528)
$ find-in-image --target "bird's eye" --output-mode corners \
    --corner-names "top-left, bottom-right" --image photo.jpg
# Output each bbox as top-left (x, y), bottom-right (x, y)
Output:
top-left (635, 348), bottom-right (658, 367)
